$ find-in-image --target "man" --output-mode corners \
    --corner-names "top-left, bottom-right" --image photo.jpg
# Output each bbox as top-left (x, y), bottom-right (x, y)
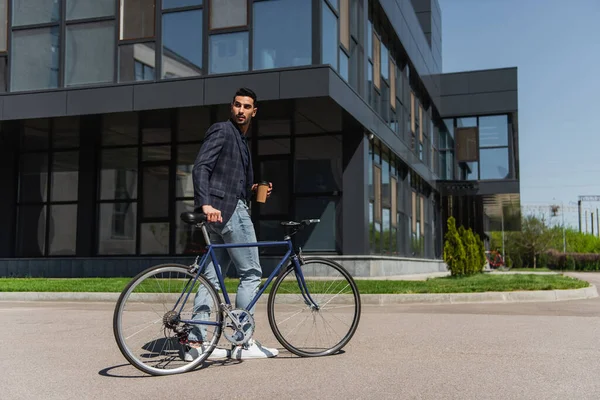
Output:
top-left (186, 87), bottom-right (278, 361)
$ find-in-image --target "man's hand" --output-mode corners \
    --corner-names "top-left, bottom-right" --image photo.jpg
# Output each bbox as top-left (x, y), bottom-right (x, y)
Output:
top-left (251, 182), bottom-right (273, 198)
top-left (201, 205), bottom-right (223, 223)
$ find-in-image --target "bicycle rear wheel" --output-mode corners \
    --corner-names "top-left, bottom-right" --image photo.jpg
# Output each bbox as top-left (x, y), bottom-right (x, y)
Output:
top-left (113, 264), bottom-right (222, 376)
top-left (267, 257), bottom-right (361, 357)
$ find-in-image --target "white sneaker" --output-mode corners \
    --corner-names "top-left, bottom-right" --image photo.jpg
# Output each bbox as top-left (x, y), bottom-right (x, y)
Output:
top-left (231, 339), bottom-right (279, 360)
top-left (183, 344), bottom-right (229, 361)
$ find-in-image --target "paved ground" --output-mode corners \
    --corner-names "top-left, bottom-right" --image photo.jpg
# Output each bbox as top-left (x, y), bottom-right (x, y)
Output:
top-left (1, 273), bottom-right (599, 399)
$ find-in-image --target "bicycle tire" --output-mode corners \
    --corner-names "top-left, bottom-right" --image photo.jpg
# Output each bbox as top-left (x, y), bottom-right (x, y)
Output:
top-left (113, 264), bottom-right (223, 376)
top-left (267, 257), bottom-right (361, 357)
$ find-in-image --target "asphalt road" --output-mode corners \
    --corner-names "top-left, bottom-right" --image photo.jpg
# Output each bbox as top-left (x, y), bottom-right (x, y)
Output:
top-left (1, 273), bottom-right (599, 400)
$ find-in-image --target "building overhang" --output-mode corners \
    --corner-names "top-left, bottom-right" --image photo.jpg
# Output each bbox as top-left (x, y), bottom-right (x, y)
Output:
top-left (0, 65), bottom-right (440, 189)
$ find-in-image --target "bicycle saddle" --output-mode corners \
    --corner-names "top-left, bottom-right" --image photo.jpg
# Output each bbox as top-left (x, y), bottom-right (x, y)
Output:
top-left (180, 212), bottom-right (207, 224)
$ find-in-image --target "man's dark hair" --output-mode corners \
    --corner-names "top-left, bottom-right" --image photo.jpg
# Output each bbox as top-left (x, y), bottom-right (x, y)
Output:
top-left (233, 87), bottom-right (258, 107)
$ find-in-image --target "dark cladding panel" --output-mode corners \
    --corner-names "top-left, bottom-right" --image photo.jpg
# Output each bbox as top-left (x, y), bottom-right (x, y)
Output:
top-left (3, 92), bottom-right (66, 120)
top-left (440, 73), bottom-right (469, 96)
top-left (133, 79), bottom-right (205, 110)
top-left (66, 86), bottom-right (134, 115)
top-left (204, 72), bottom-right (280, 105)
top-left (280, 68), bottom-right (329, 99)
top-left (468, 68), bottom-right (517, 93)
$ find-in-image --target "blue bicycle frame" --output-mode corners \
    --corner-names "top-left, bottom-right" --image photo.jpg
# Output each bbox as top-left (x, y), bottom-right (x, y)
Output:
top-left (175, 237), bottom-right (320, 328)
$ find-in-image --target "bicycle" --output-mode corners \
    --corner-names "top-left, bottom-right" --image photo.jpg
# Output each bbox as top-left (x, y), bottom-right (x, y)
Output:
top-left (113, 211), bottom-right (362, 376)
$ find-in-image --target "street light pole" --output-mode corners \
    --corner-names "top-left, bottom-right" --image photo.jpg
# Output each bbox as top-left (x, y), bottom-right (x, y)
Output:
top-left (562, 201), bottom-right (566, 253)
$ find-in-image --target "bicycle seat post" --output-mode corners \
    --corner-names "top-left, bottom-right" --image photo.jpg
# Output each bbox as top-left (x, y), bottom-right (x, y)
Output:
top-left (199, 222), bottom-right (212, 246)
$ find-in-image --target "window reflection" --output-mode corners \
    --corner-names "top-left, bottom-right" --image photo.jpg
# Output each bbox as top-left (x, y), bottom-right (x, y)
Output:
top-left (120, 0), bottom-right (155, 40)
top-left (103, 112), bottom-right (138, 146)
top-left (479, 115), bottom-right (508, 147)
top-left (12, 0), bottom-right (60, 26)
top-left (119, 43), bottom-right (156, 82)
top-left (51, 151), bottom-right (79, 202)
top-left (65, 21), bottom-right (115, 86)
top-left (49, 205), bottom-right (78, 256)
top-left (19, 153), bottom-right (48, 203)
top-left (209, 32), bottom-right (248, 74)
top-left (296, 197), bottom-right (339, 252)
top-left (321, 1), bottom-right (338, 70)
top-left (11, 27), bottom-right (60, 91)
top-left (480, 148), bottom-right (509, 180)
top-left (17, 205), bottom-right (46, 257)
top-left (295, 135), bottom-right (342, 193)
top-left (163, 0), bottom-right (202, 9)
top-left (162, 10), bottom-right (203, 78)
top-left (259, 159), bottom-right (289, 216)
top-left (100, 148), bottom-right (138, 200)
top-left (339, 49), bottom-right (349, 81)
top-left (210, 0), bottom-right (247, 30)
top-left (252, 0), bottom-right (311, 70)
top-left (98, 203), bottom-right (137, 254)
top-left (66, 0), bottom-right (115, 20)
top-left (142, 165), bottom-right (169, 218)
top-left (140, 222), bottom-right (170, 254)
top-left (176, 144), bottom-right (198, 198)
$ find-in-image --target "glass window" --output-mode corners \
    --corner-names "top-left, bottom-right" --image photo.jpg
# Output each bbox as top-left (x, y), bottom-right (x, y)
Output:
top-left (16, 205), bottom-right (46, 256)
top-left (339, 49), bottom-right (349, 81)
top-left (66, 0), bottom-right (115, 20)
top-left (140, 222), bottom-right (170, 254)
top-left (51, 151), bottom-right (79, 202)
top-left (176, 144), bottom-right (198, 198)
top-left (209, 0), bottom-right (247, 30)
top-left (19, 153), bottom-right (49, 203)
top-left (295, 135), bottom-right (342, 193)
top-left (480, 148), bottom-right (509, 180)
top-left (11, 27), bottom-right (60, 91)
top-left (350, 0), bottom-right (359, 39)
top-left (103, 112), bottom-right (138, 146)
top-left (53, 116), bottom-right (80, 149)
top-left (175, 200), bottom-right (196, 253)
top-left (142, 165), bottom-right (169, 218)
top-left (22, 119), bottom-right (50, 150)
top-left (98, 202), bottom-right (137, 255)
top-left (457, 117), bottom-right (476, 128)
top-left (48, 205), bottom-right (78, 255)
top-left (372, 33), bottom-right (380, 89)
top-left (259, 159), bottom-right (289, 216)
top-left (209, 31), bottom-right (248, 74)
top-left (367, 20), bottom-right (372, 58)
top-left (177, 106), bottom-right (209, 142)
top-left (295, 197), bottom-right (339, 252)
top-left (142, 145), bottom-right (171, 161)
top-left (479, 115), bottom-right (508, 147)
top-left (12, 0), bottom-right (60, 26)
top-left (340, 0), bottom-right (349, 49)
top-left (100, 148), bottom-right (138, 200)
top-left (381, 42), bottom-right (388, 81)
top-left (120, 0), bottom-right (155, 40)
top-left (65, 21), bottom-right (115, 86)
top-left (142, 109), bottom-right (171, 143)
top-left (389, 60), bottom-right (395, 109)
top-left (162, 10), bottom-right (203, 78)
top-left (252, 0), bottom-right (311, 70)
top-left (328, 0), bottom-right (339, 11)
top-left (119, 43), bottom-right (156, 82)
top-left (321, 1), bottom-right (338, 70)
top-left (0, 2), bottom-right (7, 51)
top-left (163, 0), bottom-right (202, 9)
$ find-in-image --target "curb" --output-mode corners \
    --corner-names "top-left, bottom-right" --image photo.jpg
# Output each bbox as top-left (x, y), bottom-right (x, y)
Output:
top-left (0, 285), bottom-right (597, 305)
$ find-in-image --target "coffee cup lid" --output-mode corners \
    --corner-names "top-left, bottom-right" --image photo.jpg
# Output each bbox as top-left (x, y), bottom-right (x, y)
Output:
top-left (259, 181), bottom-right (269, 185)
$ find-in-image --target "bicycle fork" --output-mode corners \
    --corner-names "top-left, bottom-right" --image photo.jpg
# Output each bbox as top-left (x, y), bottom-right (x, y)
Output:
top-left (291, 255), bottom-right (320, 310)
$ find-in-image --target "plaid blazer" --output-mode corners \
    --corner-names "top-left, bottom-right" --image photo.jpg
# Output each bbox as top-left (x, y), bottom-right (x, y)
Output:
top-left (192, 119), bottom-right (253, 229)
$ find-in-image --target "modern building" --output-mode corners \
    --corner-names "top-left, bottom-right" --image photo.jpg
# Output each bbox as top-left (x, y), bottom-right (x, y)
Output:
top-left (0, 0), bottom-right (520, 277)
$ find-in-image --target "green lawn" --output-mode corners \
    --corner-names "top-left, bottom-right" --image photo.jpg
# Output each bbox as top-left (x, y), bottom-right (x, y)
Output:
top-left (0, 273), bottom-right (588, 294)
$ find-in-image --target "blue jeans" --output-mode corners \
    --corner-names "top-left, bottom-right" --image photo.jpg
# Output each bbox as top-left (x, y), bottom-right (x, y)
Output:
top-left (188, 200), bottom-right (262, 342)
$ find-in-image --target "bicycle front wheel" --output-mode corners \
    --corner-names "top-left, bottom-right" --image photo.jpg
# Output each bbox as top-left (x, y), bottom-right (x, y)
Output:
top-left (267, 257), bottom-right (361, 357)
top-left (113, 264), bottom-right (223, 376)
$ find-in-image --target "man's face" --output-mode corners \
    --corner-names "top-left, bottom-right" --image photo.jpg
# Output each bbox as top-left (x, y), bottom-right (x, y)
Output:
top-left (231, 96), bottom-right (257, 127)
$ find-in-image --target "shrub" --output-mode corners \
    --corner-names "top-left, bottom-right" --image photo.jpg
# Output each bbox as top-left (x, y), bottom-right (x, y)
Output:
top-left (546, 250), bottom-right (600, 271)
top-left (443, 217), bottom-right (467, 276)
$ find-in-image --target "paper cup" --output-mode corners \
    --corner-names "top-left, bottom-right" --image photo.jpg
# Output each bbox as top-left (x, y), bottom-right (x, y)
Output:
top-left (256, 182), bottom-right (269, 203)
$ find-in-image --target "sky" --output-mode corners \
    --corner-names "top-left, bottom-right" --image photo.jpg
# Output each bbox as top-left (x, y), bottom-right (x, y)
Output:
top-left (438, 0), bottom-right (600, 229)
